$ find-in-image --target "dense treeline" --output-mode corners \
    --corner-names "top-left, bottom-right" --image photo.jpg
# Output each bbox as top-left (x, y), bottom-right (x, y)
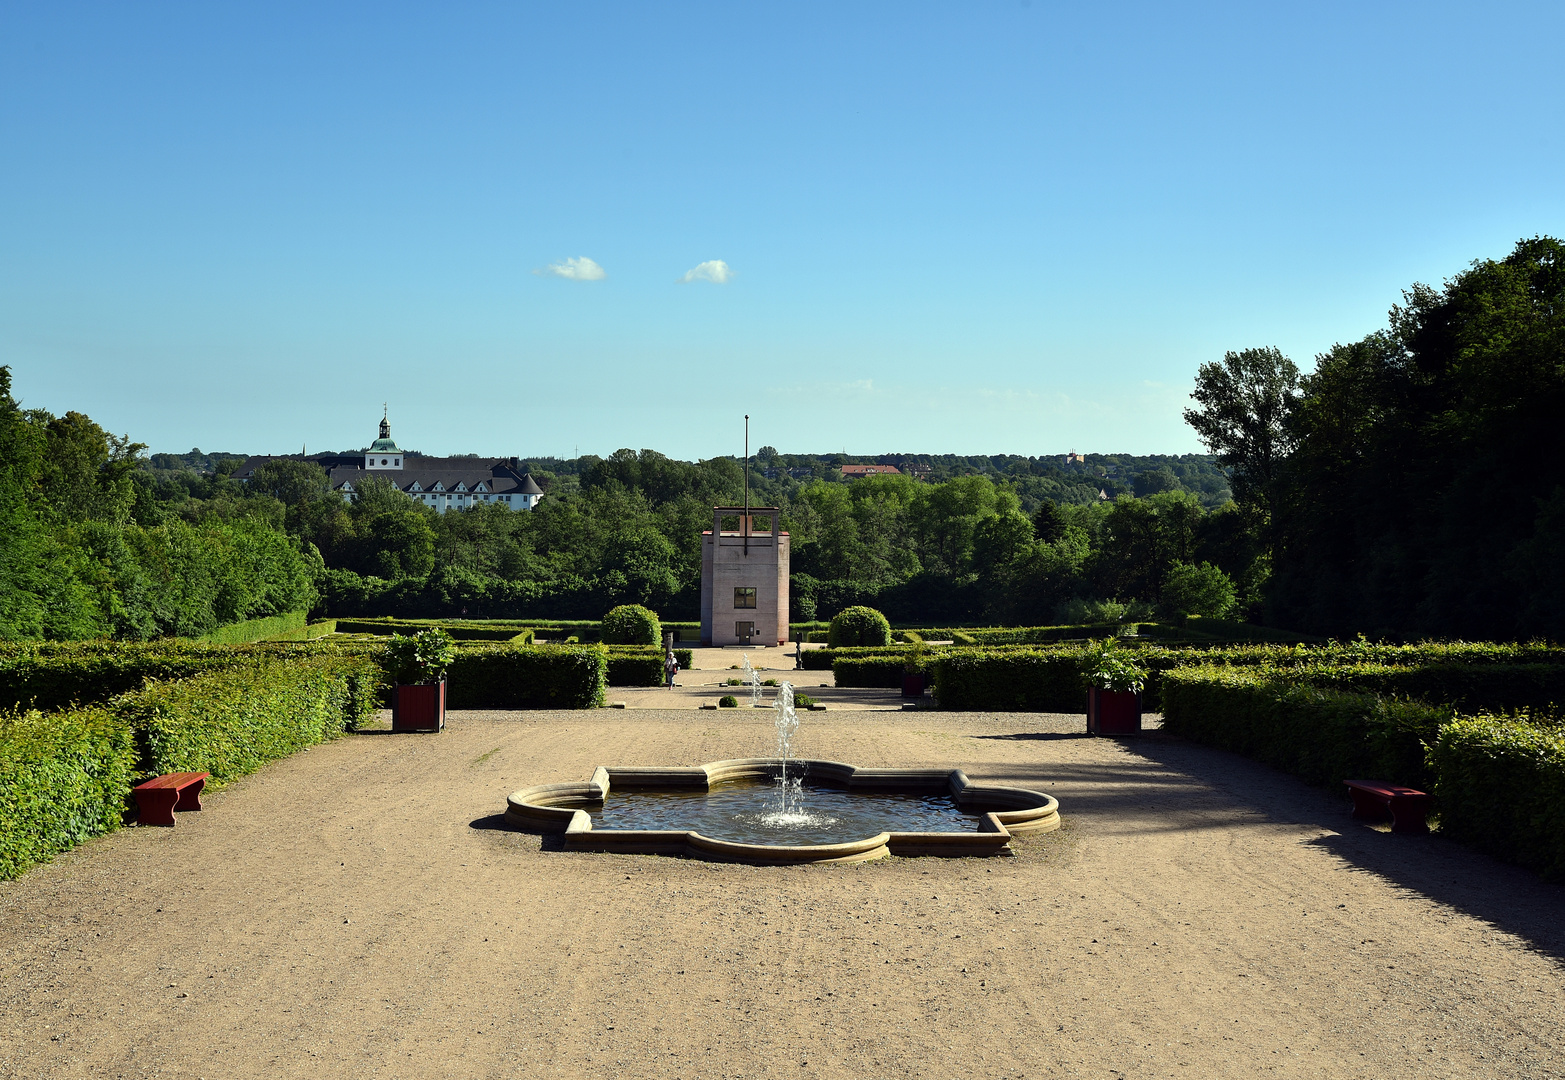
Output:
top-left (1188, 235), bottom-right (1565, 641)
top-left (0, 368), bottom-right (316, 640)
top-left (300, 456), bottom-right (1253, 625)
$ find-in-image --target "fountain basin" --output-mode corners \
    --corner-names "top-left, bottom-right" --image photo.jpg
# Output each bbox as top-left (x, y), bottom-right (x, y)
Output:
top-left (503, 758), bottom-right (1060, 865)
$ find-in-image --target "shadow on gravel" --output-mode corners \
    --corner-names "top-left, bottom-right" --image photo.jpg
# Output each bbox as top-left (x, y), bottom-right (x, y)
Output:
top-left (970, 732), bottom-right (1095, 742)
top-left (966, 730), bottom-right (1565, 965)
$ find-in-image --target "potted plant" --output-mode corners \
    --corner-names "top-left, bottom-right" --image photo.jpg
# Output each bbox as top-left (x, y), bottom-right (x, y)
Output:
top-left (901, 641), bottom-right (929, 699)
top-left (384, 628), bottom-right (456, 733)
top-left (1081, 638), bottom-right (1146, 736)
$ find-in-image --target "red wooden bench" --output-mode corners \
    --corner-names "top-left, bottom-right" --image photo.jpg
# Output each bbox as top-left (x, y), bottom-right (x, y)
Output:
top-left (133, 772), bottom-right (210, 827)
top-left (1343, 779), bottom-right (1433, 834)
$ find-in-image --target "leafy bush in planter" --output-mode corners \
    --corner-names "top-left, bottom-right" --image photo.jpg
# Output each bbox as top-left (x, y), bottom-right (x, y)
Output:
top-left (794, 693), bottom-right (816, 709)
top-left (719, 695), bottom-right (739, 708)
top-left (828, 606), bottom-right (892, 649)
top-left (1081, 639), bottom-right (1147, 693)
top-left (601, 605), bottom-right (661, 646)
top-left (382, 629), bottom-right (456, 685)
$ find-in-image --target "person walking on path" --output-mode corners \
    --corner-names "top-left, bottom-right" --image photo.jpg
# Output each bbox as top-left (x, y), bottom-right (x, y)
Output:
top-left (664, 649), bottom-right (679, 688)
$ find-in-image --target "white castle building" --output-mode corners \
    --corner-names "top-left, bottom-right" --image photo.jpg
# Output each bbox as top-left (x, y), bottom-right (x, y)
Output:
top-left (235, 415), bottom-right (545, 513)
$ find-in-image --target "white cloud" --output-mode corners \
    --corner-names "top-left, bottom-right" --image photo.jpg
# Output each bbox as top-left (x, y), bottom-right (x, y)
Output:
top-left (535, 256), bottom-right (606, 281)
top-left (679, 259), bottom-right (733, 284)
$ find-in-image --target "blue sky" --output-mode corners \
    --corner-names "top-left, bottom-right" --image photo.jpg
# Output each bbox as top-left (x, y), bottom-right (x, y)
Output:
top-left (2, 2), bottom-right (1562, 460)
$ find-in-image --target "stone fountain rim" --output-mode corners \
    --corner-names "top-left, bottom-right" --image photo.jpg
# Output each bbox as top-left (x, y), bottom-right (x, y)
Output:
top-left (503, 758), bottom-right (1060, 865)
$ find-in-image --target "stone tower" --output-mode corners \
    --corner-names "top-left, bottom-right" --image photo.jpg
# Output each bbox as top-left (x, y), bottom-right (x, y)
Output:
top-left (700, 506), bottom-right (789, 646)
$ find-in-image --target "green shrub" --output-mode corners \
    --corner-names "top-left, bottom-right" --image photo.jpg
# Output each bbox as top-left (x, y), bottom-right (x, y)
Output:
top-left (443, 644), bottom-right (607, 709)
top-left (794, 693), bottom-right (816, 709)
top-left (1082, 638), bottom-right (1148, 692)
top-left (382, 629), bottom-right (456, 684)
top-left (603, 646), bottom-right (692, 686)
top-left (601, 605), bottom-right (661, 646)
top-left (0, 642), bottom-right (255, 713)
top-left (1282, 662), bottom-right (1565, 714)
top-left (0, 705), bottom-right (137, 880)
top-left (932, 649), bottom-right (1090, 712)
top-left (195, 611), bottom-right (309, 645)
top-left (1159, 666), bottom-right (1450, 789)
top-left (719, 695), bottom-right (738, 708)
top-left (263, 620), bottom-right (338, 642)
top-left (828, 606), bottom-right (892, 649)
top-left (1431, 716), bottom-right (1565, 881)
top-left (117, 655), bottom-right (381, 784)
top-left (1160, 562), bottom-right (1238, 619)
top-left (801, 648), bottom-right (836, 670)
top-left (833, 655), bottom-right (923, 688)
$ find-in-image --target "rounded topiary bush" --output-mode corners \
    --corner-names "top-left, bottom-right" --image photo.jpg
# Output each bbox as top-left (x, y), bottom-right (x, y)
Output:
top-left (600, 604), bottom-right (662, 646)
top-left (718, 695), bottom-right (739, 708)
top-left (828, 605), bottom-right (893, 649)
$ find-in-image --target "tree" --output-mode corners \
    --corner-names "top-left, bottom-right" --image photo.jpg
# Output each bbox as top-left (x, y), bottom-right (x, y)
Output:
top-left (1183, 347), bottom-right (1300, 510)
top-left (250, 459), bottom-right (332, 506)
top-left (1160, 561), bottom-right (1237, 619)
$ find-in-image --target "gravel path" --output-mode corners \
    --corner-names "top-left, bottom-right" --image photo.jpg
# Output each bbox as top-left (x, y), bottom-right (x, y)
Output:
top-left (2, 709), bottom-right (1562, 1079)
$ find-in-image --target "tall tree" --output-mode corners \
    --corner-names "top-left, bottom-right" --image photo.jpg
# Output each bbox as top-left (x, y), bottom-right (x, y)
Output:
top-left (1183, 347), bottom-right (1300, 511)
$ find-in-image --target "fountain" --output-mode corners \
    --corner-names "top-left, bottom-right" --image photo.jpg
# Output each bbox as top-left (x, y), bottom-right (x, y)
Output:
top-left (503, 673), bottom-right (1060, 863)
top-left (740, 653), bottom-right (764, 707)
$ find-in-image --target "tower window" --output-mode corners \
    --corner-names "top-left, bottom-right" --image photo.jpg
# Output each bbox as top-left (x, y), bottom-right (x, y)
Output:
top-left (734, 587), bottom-right (757, 609)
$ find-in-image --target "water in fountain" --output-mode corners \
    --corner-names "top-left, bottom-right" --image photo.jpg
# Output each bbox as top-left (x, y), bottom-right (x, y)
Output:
top-left (740, 653), bottom-right (763, 707)
top-left (754, 680), bottom-right (824, 830)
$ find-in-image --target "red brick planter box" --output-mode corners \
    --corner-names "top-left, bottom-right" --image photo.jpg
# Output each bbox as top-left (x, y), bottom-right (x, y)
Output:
top-left (393, 681), bottom-right (446, 733)
top-left (1087, 687), bottom-right (1141, 735)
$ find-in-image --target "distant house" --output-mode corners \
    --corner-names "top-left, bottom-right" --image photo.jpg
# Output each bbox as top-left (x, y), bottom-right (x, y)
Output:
top-left (840, 464), bottom-right (902, 479)
top-left (1064, 452), bottom-right (1086, 465)
top-left (234, 415), bottom-right (546, 513)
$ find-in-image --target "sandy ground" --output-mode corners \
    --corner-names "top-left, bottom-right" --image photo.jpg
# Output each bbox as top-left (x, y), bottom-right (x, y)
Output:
top-left (2, 704), bottom-right (1563, 1080)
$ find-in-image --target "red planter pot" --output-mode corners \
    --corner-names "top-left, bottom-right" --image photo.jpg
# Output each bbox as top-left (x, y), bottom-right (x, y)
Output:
top-left (901, 672), bottom-right (928, 699)
top-left (393, 681), bottom-right (446, 733)
top-left (1087, 687), bottom-right (1141, 736)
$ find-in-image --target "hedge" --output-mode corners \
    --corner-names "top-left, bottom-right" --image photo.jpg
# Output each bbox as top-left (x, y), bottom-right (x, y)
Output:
top-left (195, 610), bottom-right (309, 645)
top-left (931, 649), bottom-right (1091, 712)
top-left (116, 655), bottom-right (381, 783)
top-left (0, 642), bottom-right (257, 713)
top-left (0, 652), bottom-right (378, 880)
top-left (1159, 666), bottom-right (1450, 789)
top-left (443, 644), bottom-right (607, 709)
top-left (0, 705), bottom-right (137, 879)
top-left (334, 618), bottom-right (535, 642)
top-left (1431, 717), bottom-right (1565, 881)
top-left (833, 655), bottom-right (927, 688)
top-left (605, 647), bottom-right (694, 687)
top-left (1281, 662), bottom-right (1565, 714)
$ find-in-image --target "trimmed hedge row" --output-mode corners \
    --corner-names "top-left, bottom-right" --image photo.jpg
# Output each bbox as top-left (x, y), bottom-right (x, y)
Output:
top-left (117, 655), bottom-right (381, 783)
top-left (1282, 662), bottom-right (1565, 714)
top-left (604, 647), bottom-right (694, 687)
top-left (833, 656), bottom-right (918, 688)
top-left (932, 649), bottom-right (1092, 712)
top-left (443, 645), bottom-right (607, 709)
top-left (1158, 666), bottom-right (1450, 789)
top-left (195, 610), bottom-right (309, 645)
top-left (0, 705), bottom-right (136, 880)
top-left (1432, 717), bottom-right (1565, 881)
top-left (0, 652), bottom-right (379, 880)
top-left (0, 642), bottom-right (258, 713)
top-left (334, 618), bottom-right (534, 643)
